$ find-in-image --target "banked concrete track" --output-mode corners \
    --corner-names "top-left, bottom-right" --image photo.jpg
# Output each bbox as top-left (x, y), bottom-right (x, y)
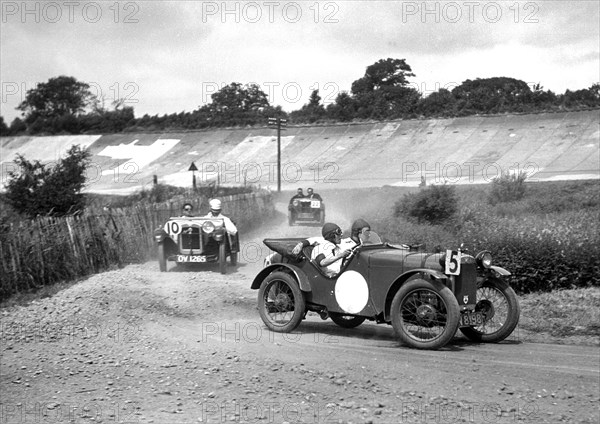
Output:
top-left (1, 110), bottom-right (598, 193)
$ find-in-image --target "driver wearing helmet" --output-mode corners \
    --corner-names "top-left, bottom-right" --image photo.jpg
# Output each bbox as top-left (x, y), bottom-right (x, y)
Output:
top-left (205, 199), bottom-right (238, 235)
top-left (309, 223), bottom-right (352, 278)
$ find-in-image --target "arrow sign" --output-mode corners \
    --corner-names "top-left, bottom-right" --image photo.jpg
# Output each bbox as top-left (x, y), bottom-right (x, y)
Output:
top-left (188, 162), bottom-right (198, 171)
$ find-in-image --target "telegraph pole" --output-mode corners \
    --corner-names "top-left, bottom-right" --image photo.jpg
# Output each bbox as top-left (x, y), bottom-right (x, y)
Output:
top-left (268, 117), bottom-right (287, 192)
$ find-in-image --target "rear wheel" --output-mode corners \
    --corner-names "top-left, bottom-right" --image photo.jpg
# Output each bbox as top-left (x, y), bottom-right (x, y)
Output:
top-left (330, 313), bottom-right (365, 328)
top-left (391, 278), bottom-right (460, 350)
top-left (158, 244), bottom-right (167, 272)
top-left (319, 210), bottom-right (325, 225)
top-left (230, 251), bottom-right (238, 266)
top-left (219, 242), bottom-right (226, 274)
top-left (460, 278), bottom-right (520, 343)
top-left (258, 272), bottom-right (305, 332)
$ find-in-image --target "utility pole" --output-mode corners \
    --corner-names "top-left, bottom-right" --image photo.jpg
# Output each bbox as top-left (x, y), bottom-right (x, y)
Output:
top-left (268, 117), bottom-right (287, 192)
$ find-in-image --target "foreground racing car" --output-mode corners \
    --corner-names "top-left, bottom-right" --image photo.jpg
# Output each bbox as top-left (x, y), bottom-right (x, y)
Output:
top-left (251, 233), bottom-right (520, 350)
top-left (288, 198), bottom-right (325, 226)
top-left (154, 216), bottom-right (239, 274)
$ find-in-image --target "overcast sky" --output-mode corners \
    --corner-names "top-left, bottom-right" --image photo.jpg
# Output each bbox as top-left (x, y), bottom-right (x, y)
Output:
top-left (1, 0), bottom-right (599, 124)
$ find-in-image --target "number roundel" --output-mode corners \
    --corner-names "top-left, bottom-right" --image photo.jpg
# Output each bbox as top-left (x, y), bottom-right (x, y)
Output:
top-left (164, 221), bottom-right (181, 237)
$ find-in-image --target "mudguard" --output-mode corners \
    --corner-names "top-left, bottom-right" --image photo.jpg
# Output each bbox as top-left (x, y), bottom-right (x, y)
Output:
top-left (490, 265), bottom-right (511, 276)
top-left (251, 263), bottom-right (312, 292)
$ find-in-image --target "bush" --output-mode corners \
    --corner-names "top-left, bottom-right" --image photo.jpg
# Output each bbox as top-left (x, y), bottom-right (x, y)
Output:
top-left (488, 171), bottom-right (527, 205)
top-left (394, 184), bottom-right (458, 224)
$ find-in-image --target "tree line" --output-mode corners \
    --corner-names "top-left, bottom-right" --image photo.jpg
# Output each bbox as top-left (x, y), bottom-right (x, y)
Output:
top-left (1, 59), bottom-right (598, 136)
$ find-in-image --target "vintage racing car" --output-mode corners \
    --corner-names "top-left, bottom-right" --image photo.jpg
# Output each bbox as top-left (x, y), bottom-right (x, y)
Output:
top-left (251, 233), bottom-right (520, 350)
top-left (154, 216), bottom-right (239, 274)
top-left (288, 198), bottom-right (325, 226)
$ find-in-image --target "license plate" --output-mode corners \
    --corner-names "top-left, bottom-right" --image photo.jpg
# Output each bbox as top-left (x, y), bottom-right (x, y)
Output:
top-left (177, 255), bottom-right (206, 263)
top-left (460, 311), bottom-right (484, 326)
top-left (298, 213), bottom-right (315, 218)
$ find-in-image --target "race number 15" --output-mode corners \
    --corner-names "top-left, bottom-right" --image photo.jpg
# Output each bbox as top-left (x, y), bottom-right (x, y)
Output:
top-left (445, 250), bottom-right (461, 275)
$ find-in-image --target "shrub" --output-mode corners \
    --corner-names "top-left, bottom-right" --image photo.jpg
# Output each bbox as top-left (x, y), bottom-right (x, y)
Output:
top-left (488, 171), bottom-right (527, 205)
top-left (394, 184), bottom-right (458, 224)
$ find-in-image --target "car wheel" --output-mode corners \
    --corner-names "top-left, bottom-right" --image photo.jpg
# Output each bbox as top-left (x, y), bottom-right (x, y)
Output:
top-left (319, 210), bottom-right (325, 225)
top-left (158, 244), bottom-right (167, 272)
top-left (219, 242), bottom-right (226, 274)
top-left (258, 271), bottom-right (306, 333)
top-left (330, 313), bottom-right (366, 328)
top-left (460, 278), bottom-right (520, 343)
top-left (391, 278), bottom-right (460, 350)
top-left (288, 214), bottom-right (294, 226)
top-left (230, 251), bottom-right (238, 266)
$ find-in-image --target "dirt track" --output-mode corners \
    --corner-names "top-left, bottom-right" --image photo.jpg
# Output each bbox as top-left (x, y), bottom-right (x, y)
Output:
top-left (1, 200), bottom-right (599, 424)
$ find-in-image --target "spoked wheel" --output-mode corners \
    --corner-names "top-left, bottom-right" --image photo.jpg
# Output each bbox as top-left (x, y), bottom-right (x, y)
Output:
top-left (330, 313), bottom-right (366, 329)
top-left (391, 279), bottom-right (460, 350)
top-left (158, 244), bottom-right (167, 272)
top-left (460, 278), bottom-right (520, 343)
top-left (258, 272), bottom-right (305, 332)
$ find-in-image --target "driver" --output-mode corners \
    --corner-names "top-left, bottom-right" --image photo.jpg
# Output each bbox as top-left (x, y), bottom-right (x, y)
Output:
top-left (310, 223), bottom-right (352, 278)
top-left (205, 199), bottom-right (238, 236)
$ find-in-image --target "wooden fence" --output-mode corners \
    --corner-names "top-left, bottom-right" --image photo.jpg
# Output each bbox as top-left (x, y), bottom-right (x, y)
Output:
top-left (0, 191), bottom-right (274, 300)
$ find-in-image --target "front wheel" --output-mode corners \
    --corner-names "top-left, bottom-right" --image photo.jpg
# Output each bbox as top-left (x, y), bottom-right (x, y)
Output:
top-left (219, 242), bottom-right (226, 274)
top-left (330, 313), bottom-right (365, 328)
top-left (158, 244), bottom-right (167, 272)
top-left (460, 278), bottom-right (520, 343)
top-left (258, 272), bottom-right (305, 332)
top-left (391, 278), bottom-right (460, 350)
top-left (230, 251), bottom-right (238, 266)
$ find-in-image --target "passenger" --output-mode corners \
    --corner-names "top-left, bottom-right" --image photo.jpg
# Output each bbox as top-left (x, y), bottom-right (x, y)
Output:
top-left (205, 199), bottom-right (238, 235)
top-left (306, 188), bottom-right (323, 201)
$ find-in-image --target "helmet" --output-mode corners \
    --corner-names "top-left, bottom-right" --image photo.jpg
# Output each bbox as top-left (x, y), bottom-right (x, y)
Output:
top-left (321, 222), bottom-right (342, 240)
top-left (351, 218), bottom-right (370, 234)
top-left (209, 199), bottom-right (222, 210)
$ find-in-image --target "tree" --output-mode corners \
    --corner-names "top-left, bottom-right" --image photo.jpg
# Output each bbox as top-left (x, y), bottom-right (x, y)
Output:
top-left (350, 58), bottom-right (420, 119)
top-left (290, 89), bottom-right (326, 123)
top-left (5, 145), bottom-right (91, 217)
top-left (17, 76), bottom-right (94, 122)
top-left (0, 116), bottom-right (8, 136)
top-left (452, 77), bottom-right (532, 114)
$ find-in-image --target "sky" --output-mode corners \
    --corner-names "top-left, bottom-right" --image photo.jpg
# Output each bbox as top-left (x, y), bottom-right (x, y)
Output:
top-left (1, 0), bottom-right (599, 124)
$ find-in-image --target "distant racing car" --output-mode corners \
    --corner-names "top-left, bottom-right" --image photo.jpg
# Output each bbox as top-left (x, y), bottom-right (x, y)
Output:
top-left (154, 216), bottom-right (239, 274)
top-left (288, 198), bottom-right (325, 226)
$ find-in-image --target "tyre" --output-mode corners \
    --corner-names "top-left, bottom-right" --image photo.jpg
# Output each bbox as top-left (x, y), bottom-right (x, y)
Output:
top-left (460, 278), bottom-right (520, 343)
top-left (230, 251), bottom-right (238, 266)
top-left (319, 210), bottom-right (325, 225)
top-left (158, 244), bottom-right (167, 272)
top-left (258, 271), bottom-right (306, 333)
top-left (219, 242), bottom-right (226, 274)
top-left (288, 213), bottom-right (294, 226)
top-left (330, 313), bottom-right (366, 329)
top-left (391, 278), bottom-right (460, 350)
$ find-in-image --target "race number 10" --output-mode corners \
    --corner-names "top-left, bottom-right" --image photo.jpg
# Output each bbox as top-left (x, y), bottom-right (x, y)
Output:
top-left (445, 250), bottom-right (461, 275)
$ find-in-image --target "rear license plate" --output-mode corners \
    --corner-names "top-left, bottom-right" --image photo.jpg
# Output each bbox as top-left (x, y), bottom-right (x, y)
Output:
top-left (460, 311), bottom-right (484, 327)
top-left (177, 255), bottom-right (206, 263)
top-left (298, 213), bottom-right (315, 219)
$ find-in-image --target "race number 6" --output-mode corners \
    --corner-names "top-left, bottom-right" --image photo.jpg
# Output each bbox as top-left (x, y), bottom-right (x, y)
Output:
top-left (445, 250), bottom-right (461, 275)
